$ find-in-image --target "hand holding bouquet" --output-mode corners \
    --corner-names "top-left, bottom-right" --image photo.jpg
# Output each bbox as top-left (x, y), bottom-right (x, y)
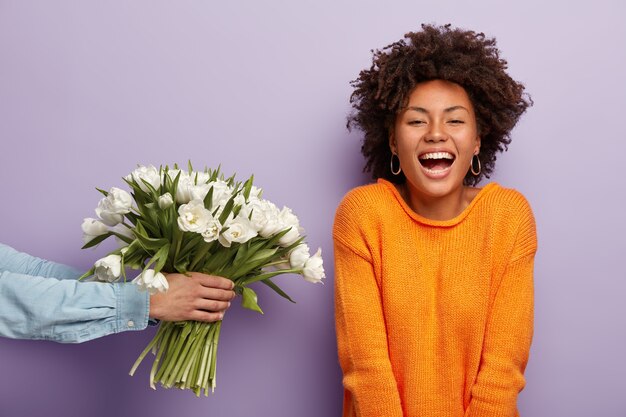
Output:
top-left (81, 163), bottom-right (324, 396)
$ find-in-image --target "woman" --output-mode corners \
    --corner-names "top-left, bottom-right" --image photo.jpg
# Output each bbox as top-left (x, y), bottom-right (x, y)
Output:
top-left (334, 24), bottom-right (536, 416)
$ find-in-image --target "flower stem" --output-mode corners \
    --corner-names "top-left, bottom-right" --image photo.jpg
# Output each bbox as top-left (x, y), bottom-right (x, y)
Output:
top-left (149, 324), bottom-right (173, 388)
top-left (161, 324), bottom-right (192, 387)
top-left (209, 321), bottom-right (222, 392)
top-left (129, 323), bottom-right (165, 376)
top-left (153, 323), bottom-right (180, 382)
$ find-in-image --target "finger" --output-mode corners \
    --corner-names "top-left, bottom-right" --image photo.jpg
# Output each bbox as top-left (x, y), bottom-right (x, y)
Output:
top-left (195, 299), bottom-right (231, 312)
top-left (193, 274), bottom-right (235, 290)
top-left (198, 287), bottom-right (236, 301)
top-left (190, 310), bottom-right (225, 323)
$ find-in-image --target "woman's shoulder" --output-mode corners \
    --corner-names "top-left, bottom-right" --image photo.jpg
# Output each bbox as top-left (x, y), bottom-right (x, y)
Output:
top-left (338, 181), bottom-right (388, 206)
top-left (483, 184), bottom-right (537, 258)
top-left (333, 182), bottom-right (392, 237)
top-left (480, 184), bottom-right (536, 248)
top-left (481, 183), bottom-right (534, 216)
top-left (335, 181), bottom-right (396, 220)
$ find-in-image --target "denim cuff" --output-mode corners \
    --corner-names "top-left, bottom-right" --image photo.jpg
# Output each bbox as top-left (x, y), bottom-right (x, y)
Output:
top-left (115, 283), bottom-right (150, 332)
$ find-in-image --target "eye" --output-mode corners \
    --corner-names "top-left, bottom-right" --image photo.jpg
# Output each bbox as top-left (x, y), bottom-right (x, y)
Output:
top-left (448, 119), bottom-right (465, 124)
top-left (408, 120), bottom-right (426, 126)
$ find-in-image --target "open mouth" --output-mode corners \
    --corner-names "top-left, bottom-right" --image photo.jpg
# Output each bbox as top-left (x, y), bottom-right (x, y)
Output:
top-left (418, 151), bottom-right (455, 174)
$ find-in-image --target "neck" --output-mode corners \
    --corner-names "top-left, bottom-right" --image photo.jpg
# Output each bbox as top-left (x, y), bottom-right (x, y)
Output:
top-left (398, 183), bottom-right (475, 221)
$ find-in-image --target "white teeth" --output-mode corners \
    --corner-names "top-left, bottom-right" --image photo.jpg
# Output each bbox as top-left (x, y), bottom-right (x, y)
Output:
top-left (420, 152), bottom-right (454, 160)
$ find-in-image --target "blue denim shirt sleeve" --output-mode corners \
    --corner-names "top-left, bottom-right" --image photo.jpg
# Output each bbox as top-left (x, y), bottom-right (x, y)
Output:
top-left (0, 243), bottom-right (150, 343)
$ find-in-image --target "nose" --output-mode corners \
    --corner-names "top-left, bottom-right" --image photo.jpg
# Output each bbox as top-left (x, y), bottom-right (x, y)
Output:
top-left (424, 121), bottom-right (448, 142)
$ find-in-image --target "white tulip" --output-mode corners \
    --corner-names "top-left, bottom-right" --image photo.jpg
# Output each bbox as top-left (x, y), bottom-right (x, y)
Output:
top-left (302, 248), bottom-right (325, 284)
top-left (81, 218), bottom-right (109, 245)
top-left (165, 169), bottom-right (189, 182)
top-left (190, 183), bottom-right (212, 201)
top-left (175, 176), bottom-right (194, 204)
top-left (257, 200), bottom-right (283, 238)
top-left (177, 199), bottom-right (212, 233)
top-left (278, 226), bottom-right (301, 247)
top-left (95, 187), bottom-right (133, 226)
top-left (126, 165), bottom-right (161, 192)
top-left (218, 215), bottom-right (258, 248)
top-left (94, 254), bottom-right (122, 282)
top-left (240, 199), bottom-right (269, 233)
top-left (201, 218), bottom-right (222, 243)
top-left (158, 193), bottom-right (174, 209)
top-left (193, 171), bottom-right (211, 184)
top-left (289, 243), bottom-right (310, 269)
top-left (209, 180), bottom-right (233, 208)
top-left (133, 269), bottom-right (169, 294)
top-left (277, 206), bottom-right (301, 247)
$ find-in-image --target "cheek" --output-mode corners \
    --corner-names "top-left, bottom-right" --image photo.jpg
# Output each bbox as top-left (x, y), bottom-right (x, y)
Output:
top-left (394, 131), bottom-right (418, 154)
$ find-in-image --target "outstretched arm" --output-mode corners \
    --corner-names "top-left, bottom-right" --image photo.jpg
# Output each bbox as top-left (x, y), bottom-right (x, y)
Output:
top-left (0, 244), bottom-right (235, 343)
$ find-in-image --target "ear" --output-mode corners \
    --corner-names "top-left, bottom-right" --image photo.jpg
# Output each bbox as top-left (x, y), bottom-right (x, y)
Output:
top-left (474, 136), bottom-right (481, 155)
top-left (388, 126), bottom-right (397, 154)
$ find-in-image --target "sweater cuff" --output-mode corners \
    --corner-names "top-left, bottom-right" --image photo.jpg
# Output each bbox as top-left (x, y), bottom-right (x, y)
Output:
top-left (115, 283), bottom-right (149, 332)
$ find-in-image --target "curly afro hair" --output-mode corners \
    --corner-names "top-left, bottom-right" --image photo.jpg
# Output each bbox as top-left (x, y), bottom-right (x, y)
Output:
top-left (348, 24), bottom-right (532, 186)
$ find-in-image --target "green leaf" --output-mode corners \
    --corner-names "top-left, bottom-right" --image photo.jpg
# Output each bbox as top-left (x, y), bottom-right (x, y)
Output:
top-left (170, 171), bottom-right (182, 205)
top-left (218, 194), bottom-right (236, 225)
top-left (229, 248), bottom-right (280, 279)
top-left (241, 287), bottom-right (263, 314)
top-left (263, 228), bottom-right (290, 247)
top-left (134, 231), bottom-right (169, 251)
top-left (110, 231), bottom-right (134, 245)
top-left (261, 278), bottom-right (296, 303)
top-left (95, 187), bottom-right (109, 197)
top-left (188, 240), bottom-right (214, 272)
top-left (242, 175), bottom-right (254, 201)
top-left (153, 244), bottom-right (171, 273)
top-left (203, 185), bottom-right (214, 210)
top-left (124, 212), bottom-right (139, 226)
top-left (123, 178), bottom-right (151, 204)
top-left (136, 219), bottom-right (160, 239)
top-left (209, 165), bottom-right (221, 182)
top-left (202, 247), bottom-right (237, 274)
top-left (81, 232), bottom-right (113, 249)
top-left (248, 248), bottom-right (279, 263)
top-left (225, 173), bottom-right (237, 187)
top-left (242, 268), bottom-right (298, 286)
top-left (231, 242), bottom-right (250, 268)
top-left (78, 266), bottom-right (96, 281)
top-left (278, 236), bottom-right (305, 254)
top-left (178, 234), bottom-right (204, 258)
top-left (174, 257), bottom-right (190, 274)
top-left (232, 203), bottom-right (242, 218)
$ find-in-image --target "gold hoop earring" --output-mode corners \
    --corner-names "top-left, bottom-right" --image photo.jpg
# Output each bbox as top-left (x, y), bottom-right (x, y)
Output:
top-left (471, 153), bottom-right (481, 176)
top-left (390, 153), bottom-right (402, 175)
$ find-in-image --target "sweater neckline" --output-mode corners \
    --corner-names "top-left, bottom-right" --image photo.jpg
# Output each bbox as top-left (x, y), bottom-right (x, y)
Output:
top-left (377, 178), bottom-right (499, 227)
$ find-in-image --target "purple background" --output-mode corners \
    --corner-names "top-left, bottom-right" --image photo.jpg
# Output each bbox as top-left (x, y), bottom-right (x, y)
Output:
top-left (1, 1), bottom-right (625, 416)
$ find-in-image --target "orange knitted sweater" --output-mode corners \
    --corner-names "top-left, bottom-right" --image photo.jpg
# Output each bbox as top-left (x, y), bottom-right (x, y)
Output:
top-left (333, 179), bottom-right (537, 417)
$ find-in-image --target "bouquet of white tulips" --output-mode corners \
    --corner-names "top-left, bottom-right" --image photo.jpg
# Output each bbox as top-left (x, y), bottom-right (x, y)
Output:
top-left (81, 163), bottom-right (324, 396)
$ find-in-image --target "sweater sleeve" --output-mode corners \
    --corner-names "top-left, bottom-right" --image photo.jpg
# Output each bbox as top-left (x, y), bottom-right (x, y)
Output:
top-left (333, 193), bottom-right (404, 417)
top-left (465, 203), bottom-right (537, 417)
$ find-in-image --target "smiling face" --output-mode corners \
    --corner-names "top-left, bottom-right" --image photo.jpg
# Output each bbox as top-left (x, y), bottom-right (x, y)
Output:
top-left (390, 79), bottom-right (481, 212)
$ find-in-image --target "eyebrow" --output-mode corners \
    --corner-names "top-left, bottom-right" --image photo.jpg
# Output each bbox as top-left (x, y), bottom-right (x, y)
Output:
top-left (406, 105), bottom-right (470, 114)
